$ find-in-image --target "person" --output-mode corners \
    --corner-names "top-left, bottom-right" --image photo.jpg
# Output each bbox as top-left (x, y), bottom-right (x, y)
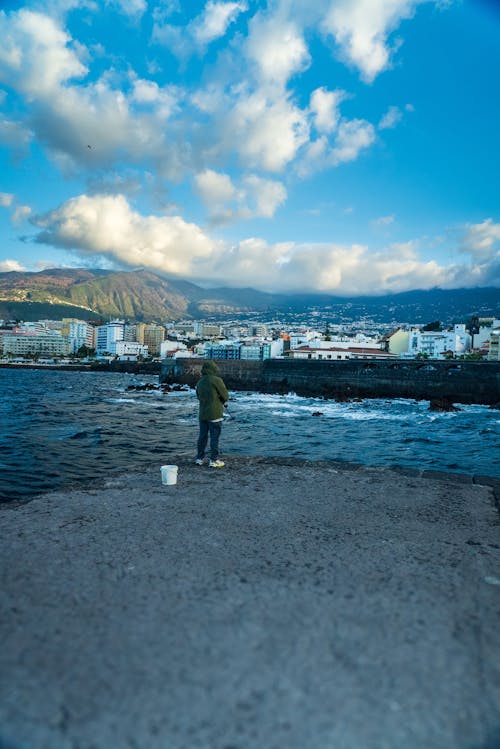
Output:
top-left (195, 360), bottom-right (229, 468)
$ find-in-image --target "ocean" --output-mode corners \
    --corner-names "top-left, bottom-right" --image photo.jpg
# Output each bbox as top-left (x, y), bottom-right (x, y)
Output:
top-left (1, 367), bottom-right (499, 502)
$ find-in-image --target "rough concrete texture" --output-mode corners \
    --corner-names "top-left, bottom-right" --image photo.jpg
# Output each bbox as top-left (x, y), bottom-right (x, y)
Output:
top-left (1, 457), bottom-right (500, 749)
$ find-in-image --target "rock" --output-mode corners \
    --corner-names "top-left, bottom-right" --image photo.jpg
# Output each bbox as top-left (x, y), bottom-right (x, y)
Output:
top-left (429, 398), bottom-right (461, 412)
top-left (311, 411), bottom-right (323, 417)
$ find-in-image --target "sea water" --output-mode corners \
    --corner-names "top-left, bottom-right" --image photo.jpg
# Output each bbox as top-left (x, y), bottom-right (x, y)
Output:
top-left (1, 368), bottom-right (498, 502)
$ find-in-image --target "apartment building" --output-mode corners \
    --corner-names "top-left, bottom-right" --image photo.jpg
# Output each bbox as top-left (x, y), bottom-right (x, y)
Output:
top-left (2, 332), bottom-right (71, 357)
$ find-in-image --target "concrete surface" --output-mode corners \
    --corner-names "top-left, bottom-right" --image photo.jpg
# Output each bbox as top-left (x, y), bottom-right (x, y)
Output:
top-left (1, 457), bottom-right (500, 749)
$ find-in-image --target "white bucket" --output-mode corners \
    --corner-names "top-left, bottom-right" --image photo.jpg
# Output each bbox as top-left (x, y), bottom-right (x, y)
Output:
top-left (160, 465), bottom-right (178, 485)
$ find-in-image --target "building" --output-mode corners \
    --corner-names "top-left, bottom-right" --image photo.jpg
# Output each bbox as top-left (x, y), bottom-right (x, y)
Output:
top-left (488, 329), bottom-right (500, 361)
top-left (194, 322), bottom-right (222, 337)
top-left (289, 346), bottom-right (396, 361)
top-left (114, 341), bottom-right (149, 360)
top-left (96, 320), bottom-right (124, 354)
top-left (380, 328), bottom-right (410, 355)
top-left (204, 343), bottom-right (241, 359)
top-left (2, 332), bottom-right (71, 357)
top-left (240, 343), bottom-right (272, 360)
top-left (61, 319), bottom-right (96, 352)
top-left (143, 324), bottom-right (165, 355)
top-left (289, 346), bottom-right (352, 361)
top-left (406, 324), bottom-right (471, 359)
top-left (160, 340), bottom-right (188, 358)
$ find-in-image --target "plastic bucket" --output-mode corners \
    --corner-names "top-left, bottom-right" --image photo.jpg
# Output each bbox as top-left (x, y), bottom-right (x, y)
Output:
top-left (160, 465), bottom-right (178, 485)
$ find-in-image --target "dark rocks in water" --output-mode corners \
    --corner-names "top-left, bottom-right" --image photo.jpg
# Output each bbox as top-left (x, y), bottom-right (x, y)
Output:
top-left (335, 394), bottom-right (352, 403)
top-left (311, 411), bottom-right (323, 417)
top-left (429, 398), bottom-right (461, 412)
top-left (126, 383), bottom-right (160, 391)
top-left (489, 402), bottom-right (500, 410)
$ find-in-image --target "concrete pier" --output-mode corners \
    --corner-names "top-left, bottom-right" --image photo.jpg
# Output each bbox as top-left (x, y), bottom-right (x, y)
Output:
top-left (1, 458), bottom-right (500, 749)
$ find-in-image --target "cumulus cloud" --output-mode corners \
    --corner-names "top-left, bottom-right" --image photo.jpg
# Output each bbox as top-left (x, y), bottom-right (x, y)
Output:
top-left (0, 193), bottom-right (14, 207)
top-left (33, 194), bottom-right (221, 278)
top-left (460, 219), bottom-right (500, 261)
top-left (330, 118), bottom-right (376, 165)
top-left (153, 0), bottom-right (246, 54)
top-left (310, 87), bottom-right (346, 133)
top-left (322, 0), bottom-right (428, 82)
top-left (378, 105), bottom-right (403, 130)
top-left (0, 4), bottom-right (386, 195)
top-left (0, 118), bottom-right (33, 152)
top-left (0, 259), bottom-right (26, 271)
top-left (245, 13), bottom-right (310, 88)
top-left (30, 193), bottom-right (497, 294)
top-left (194, 170), bottom-right (287, 222)
top-left (225, 91), bottom-right (310, 172)
top-left (12, 205), bottom-right (32, 223)
top-left (192, 1), bottom-right (247, 45)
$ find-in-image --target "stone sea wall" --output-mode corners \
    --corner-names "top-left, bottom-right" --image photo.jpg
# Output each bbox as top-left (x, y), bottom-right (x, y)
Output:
top-left (160, 357), bottom-right (500, 405)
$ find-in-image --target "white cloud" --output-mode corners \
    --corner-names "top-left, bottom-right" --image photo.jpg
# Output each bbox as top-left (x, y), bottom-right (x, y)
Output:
top-left (194, 170), bottom-right (287, 223)
top-left (330, 118), bottom-right (376, 165)
top-left (225, 91), bottom-right (310, 172)
top-left (378, 105), bottom-right (403, 130)
top-left (0, 10), bottom-right (88, 97)
top-left (0, 259), bottom-right (26, 271)
top-left (310, 87), bottom-right (346, 134)
top-left (322, 0), bottom-right (429, 82)
top-left (107, 0), bottom-right (146, 17)
top-left (245, 13), bottom-right (310, 88)
top-left (192, 1), bottom-right (247, 45)
top-left (13, 205), bottom-right (32, 223)
top-left (153, 0), bottom-right (246, 54)
top-left (460, 219), bottom-right (500, 261)
top-left (0, 193), bottom-right (14, 207)
top-left (0, 118), bottom-right (33, 151)
top-left (33, 194), bottom-right (221, 277)
top-left (373, 214), bottom-right (395, 227)
top-left (32, 193), bottom-right (497, 294)
top-left (195, 169), bottom-right (238, 215)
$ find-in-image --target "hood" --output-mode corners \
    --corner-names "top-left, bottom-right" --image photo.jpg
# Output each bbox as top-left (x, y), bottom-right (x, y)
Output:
top-left (201, 360), bottom-right (220, 375)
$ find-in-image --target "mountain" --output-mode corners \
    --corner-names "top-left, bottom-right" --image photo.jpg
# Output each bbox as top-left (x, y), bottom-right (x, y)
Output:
top-left (0, 267), bottom-right (498, 324)
top-left (0, 268), bottom-right (276, 322)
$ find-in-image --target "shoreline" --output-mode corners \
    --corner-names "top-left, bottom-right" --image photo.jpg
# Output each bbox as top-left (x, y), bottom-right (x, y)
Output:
top-left (3, 455), bottom-right (500, 510)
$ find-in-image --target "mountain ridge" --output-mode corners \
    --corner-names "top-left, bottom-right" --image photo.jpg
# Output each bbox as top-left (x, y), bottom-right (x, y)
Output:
top-left (0, 268), bottom-right (498, 324)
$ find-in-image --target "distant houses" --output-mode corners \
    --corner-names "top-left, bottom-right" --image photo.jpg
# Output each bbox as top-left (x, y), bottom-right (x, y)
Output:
top-left (1, 315), bottom-right (500, 362)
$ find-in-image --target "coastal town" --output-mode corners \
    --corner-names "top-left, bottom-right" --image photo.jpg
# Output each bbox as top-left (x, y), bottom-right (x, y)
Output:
top-left (1, 313), bottom-right (499, 364)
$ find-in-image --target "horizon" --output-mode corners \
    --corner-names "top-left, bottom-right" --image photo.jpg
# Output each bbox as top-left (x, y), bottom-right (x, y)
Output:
top-left (0, 1), bottom-right (499, 295)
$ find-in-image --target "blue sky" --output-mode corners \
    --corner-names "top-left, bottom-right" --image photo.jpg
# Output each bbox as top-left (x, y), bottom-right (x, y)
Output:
top-left (0, 0), bottom-right (499, 295)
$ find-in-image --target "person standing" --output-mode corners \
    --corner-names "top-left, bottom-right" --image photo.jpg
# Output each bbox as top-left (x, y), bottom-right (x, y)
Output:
top-left (195, 360), bottom-right (229, 468)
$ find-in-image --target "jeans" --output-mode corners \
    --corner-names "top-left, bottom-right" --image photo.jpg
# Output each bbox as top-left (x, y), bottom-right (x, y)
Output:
top-left (197, 420), bottom-right (222, 461)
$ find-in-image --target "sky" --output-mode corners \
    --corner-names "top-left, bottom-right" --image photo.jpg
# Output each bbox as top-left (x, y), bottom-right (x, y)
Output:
top-left (0, 0), bottom-right (499, 296)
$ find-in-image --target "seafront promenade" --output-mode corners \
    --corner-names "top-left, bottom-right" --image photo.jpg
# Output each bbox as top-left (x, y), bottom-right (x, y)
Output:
top-left (1, 457), bottom-right (500, 749)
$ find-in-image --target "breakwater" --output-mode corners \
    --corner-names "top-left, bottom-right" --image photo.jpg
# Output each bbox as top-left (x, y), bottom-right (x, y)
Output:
top-left (160, 357), bottom-right (500, 405)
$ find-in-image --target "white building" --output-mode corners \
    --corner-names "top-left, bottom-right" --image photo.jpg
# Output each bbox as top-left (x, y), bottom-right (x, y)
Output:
top-left (290, 346), bottom-right (395, 361)
top-left (61, 319), bottom-right (95, 352)
top-left (406, 324), bottom-right (471, 359)
top-left (290, 346), bottom-right (352, 361)
top-left (289, 331), bottom-right (318, 349)
top-left (473, 320), bottom-right (500, 352)
top-left (96, 320), bottom-right (124, 354)
top-left (160, 340), bottom-right (188, 358)
top-left (114, 341), bottom-right (149, 360)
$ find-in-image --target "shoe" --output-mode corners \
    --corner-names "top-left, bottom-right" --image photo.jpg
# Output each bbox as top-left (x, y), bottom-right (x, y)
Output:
top-left (209, 459), bottom-right (225, 468)
top-left (195, 458), bottom-right (204, 465)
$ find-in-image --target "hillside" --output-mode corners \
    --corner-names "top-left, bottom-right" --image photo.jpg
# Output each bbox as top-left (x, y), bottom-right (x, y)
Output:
top-left (0, 268), bottom-right (498, 323)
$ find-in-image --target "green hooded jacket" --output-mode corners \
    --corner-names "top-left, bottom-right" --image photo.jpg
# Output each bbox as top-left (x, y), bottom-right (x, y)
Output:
top-left (196, 360), bottom-right (229, 421)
